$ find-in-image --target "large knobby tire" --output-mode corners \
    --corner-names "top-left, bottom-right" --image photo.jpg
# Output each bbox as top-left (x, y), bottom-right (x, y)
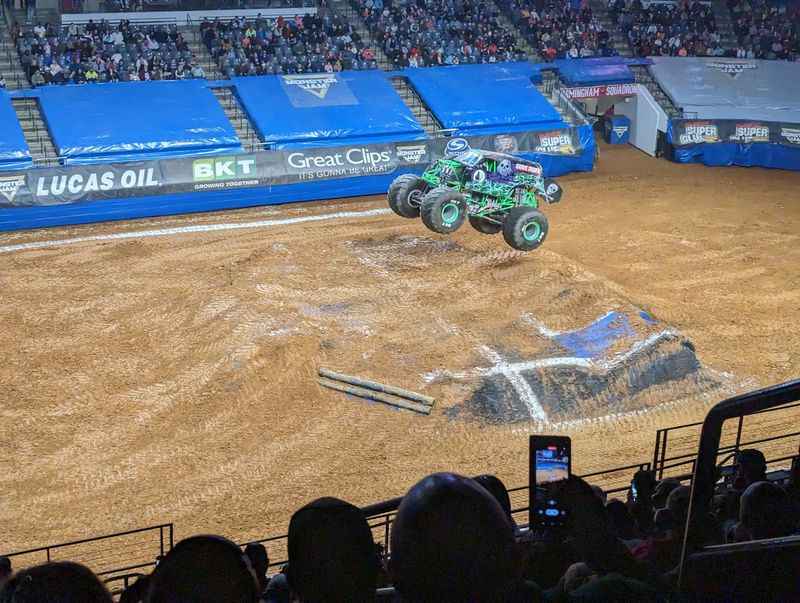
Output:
top-left (503, 206), bottom-right (549, 251)
top-left (390, 175), bottom-right (427, 218)
top-left (468, 215), bottom-right (502, 234)
top-left (420, 187), bottom-right (467, 234)
top-left (388, 174), bottom-right (418, 213)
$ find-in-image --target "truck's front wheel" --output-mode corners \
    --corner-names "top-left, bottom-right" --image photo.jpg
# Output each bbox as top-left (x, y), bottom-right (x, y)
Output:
top-left (503, 207), bottom-right (549, 251)
top-left (420, 187), bottom-right (467, 234)
top-left (389, 175), bottom-right (427, 218)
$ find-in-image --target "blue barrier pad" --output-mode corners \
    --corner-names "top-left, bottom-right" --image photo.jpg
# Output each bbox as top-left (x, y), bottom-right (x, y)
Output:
top-left (233, 72), bottom-right (425, 149)
top-left (0, 91), bottom-right (31, 171)
top-left (38, 81), bottom-right (241, 164)
top-left (402, 63), bottom-right (565, 136)
top-left (667, 121), bottom-right (800, 170)
top-left (517, 123), bottom-right (596, 176)
top-left (554, 57), bottom-right (636, 86)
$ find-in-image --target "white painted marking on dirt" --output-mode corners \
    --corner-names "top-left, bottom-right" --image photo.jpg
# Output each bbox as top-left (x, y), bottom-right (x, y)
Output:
top-left (0, 208), bottom-right (392, 254)
top-left (478, 346), bottom-right (549, 422)
top-left (521, 310), bottom-right (618, 338)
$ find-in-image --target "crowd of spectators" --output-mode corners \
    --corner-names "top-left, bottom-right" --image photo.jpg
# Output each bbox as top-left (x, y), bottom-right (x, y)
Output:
top-left (201, 13), bottom-right (378, 76)
top-left (358, 0), bottom-right (526, 69)
top-left (728, 0), bottom-right (800, 60)
top-left (499, 0), bottom-right (616, 61)
top-left (610, 0), bottom-right (726, 57)
top-left (12, 20), bottom-right (206, 86)
top-left (0, 446), bottom-right (797, 602)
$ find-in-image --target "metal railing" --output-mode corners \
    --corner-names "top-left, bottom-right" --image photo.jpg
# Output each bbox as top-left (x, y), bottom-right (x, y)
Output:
top-left (1, 523), bottom-right (173, 580)
top-left (678, 379), bottom-right (800, 588)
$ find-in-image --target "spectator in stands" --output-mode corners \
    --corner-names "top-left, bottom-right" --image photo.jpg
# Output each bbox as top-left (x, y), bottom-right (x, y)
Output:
top-left (390, 472), bottom-right (534, 601)
top-left (146, 535), bottom-right (259, 603)
top-left (243, 542), bottom-right (270, 595)
top-left (118, 575), bottom-right (148, 603)
top-left (651, 477), bottom-right (681, 510)
top-left (729, 0), bottom-right (800, 60)
top-left (15, 21), bottom-right (207, 86)
top-left (201, 13), bottom-right (378, 77)
top-left (0, 561), bottom-right (112, 602)
top-left (287, 497), bottom-right (379, 603)
top-left (474, 473), bottom-right (515, 524)
top-left (615, 0), bottom-right (720, 58)
top-left (359, 0), bottom-right (524, 68)
top-left (0, 558), bottom-right (10, 591)
top-left (0, 74), bottom-right (5, 89)
top-left (733, 448), bottom-right (767, 490)
top-left (498, 0), bottom-right (613, 60)
top-left (735, 481), bottom-right (797, 541)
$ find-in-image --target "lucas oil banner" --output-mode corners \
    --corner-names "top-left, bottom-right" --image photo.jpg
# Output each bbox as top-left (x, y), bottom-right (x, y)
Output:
top-left (0, 127), bottom-right (584, 208)
top-left (669, 119), bottom-right (800, 147)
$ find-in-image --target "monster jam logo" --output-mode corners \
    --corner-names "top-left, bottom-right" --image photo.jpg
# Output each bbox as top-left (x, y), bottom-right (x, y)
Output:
top-left (678, 122), bottom-right (720, 145)
top-left (395, 144), bottom-right (427, 164)
top-left (282, 74), bottom-right (338, 99)
top-left (705, 61), bottom-right (757, 79)
top-left (0, 175), bottom-right (26, 203)
top-left (730, 123), bottom-right (770, 143)
top-left (493, 134), bottom-right (518, 154)
top-left (780, 128), bottom-right (800, 145)
top-left (535, 132), bottom-right (575, 155)
top-left (444, 138), bottom-right (470, 157)
top-left (612, 125), bottom-right (629, 140)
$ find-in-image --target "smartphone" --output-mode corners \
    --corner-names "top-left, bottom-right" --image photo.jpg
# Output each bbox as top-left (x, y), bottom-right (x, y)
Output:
top-left (529, 435), bottom-right (571, 529)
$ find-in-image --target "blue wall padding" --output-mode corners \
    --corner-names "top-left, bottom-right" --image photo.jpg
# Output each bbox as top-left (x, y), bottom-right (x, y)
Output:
top-left (0, 90), bottom-right (32, 171)
top-left (0, 171), bottom-right (411, 231)
top-left (667, 121), bottom-right (800, 170)
top-left (233, 72), bottom-right (425, 149)
top-left (402, 63), bottom-right (565, 136)
top-left (517, 123), bottom-right (596, 176)
top-left (671, 142), bottom-right (800, 170)
top-left (38, 81), bottom-right (242, 164)
top-left (554, 57), bottom-right (637, 86)
top-left (554, 311), bottom-right (636, 358)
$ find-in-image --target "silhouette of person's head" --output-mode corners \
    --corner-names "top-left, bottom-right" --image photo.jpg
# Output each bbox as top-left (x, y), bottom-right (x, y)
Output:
top-left (146, 535), bottom-right (258, 603)
top-left (287, 497), bottom-right (378, 603)
top-left (0, 561), bottom-right (112, 603)
top-left (390, 472), bottom-right (520, 602)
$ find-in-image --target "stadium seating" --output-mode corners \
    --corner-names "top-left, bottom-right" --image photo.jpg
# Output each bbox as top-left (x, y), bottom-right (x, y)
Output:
top-left (357, 0), bottom-right (526, 68)
top-left (727, 0), bottom-right (800, 60)
top-left (13, 20), bottom-right (207, 85)
top-left (497, 0), bottom-right (616, 60)
top-left (609, 0), bottom-right (725, 58)
top-left (201, 13), bottom-right (379, 76)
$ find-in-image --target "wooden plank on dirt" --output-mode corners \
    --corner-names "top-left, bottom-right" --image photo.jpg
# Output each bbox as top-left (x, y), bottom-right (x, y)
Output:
top-left (317, 378), bottom-right (432, 415)
top-left (318, 367), bottom-right (435, 406)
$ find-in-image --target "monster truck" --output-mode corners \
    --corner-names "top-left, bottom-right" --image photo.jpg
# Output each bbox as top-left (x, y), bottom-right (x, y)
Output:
top-left (388, 141), bottom-right (563, 251)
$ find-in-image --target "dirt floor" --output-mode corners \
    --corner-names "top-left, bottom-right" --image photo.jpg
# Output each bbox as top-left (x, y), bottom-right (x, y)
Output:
top-left (1, 143), bottom-right (799, 561)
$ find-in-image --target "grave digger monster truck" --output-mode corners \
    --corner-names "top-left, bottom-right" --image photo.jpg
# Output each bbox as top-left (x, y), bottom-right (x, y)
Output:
top-left (388, 142), bottom-right (563, 251)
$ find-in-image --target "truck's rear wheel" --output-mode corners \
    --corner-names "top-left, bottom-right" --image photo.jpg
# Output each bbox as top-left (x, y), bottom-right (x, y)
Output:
top-left (389, 175), bottom-right (426, 218)
top-left (420, 187), bottom-right (467, 234)
top-left (503, 207), bottom-right (548, 251)
top-left (468, 215), bottom-right (502, 234)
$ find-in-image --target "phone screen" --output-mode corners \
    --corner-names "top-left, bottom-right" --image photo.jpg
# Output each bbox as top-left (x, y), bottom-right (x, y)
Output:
top-left (530, 436), bottom-right (571, 528)
top-left (535, 444), bottom-right (570, 484)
